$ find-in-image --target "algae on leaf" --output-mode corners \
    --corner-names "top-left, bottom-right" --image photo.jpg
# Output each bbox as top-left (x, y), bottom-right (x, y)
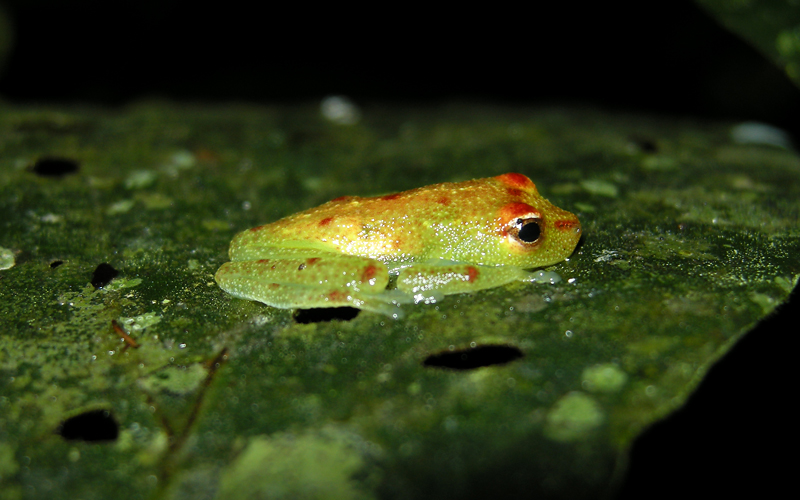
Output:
top-left (0, 103), bottom-right (797, 500)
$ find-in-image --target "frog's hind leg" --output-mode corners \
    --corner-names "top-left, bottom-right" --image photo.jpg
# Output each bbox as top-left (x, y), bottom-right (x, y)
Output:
top-left (215, 255), bottom-right (408, 316)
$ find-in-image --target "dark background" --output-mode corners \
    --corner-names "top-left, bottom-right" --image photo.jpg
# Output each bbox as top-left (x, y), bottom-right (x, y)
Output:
top-left (0, 0), bottom-right (795, 497)
top-left (2, 1), bottom-right (799, 133)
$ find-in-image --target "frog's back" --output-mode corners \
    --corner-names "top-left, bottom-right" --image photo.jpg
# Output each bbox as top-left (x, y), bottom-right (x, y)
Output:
top-left (229, 174), bottom-right (581, 268)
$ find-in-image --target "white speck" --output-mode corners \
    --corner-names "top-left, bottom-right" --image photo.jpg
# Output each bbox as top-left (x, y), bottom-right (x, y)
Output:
top-left (170, 150), bottom-right (196, 169)
top-left (40, 213), bottom-right (64, 223)
top-left (593, 250), bottom-right (618, 263)
top-left (320, 95), bottom-right (361, 125)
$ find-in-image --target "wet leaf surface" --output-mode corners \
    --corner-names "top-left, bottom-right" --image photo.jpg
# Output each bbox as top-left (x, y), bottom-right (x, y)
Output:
top-left (0, 103), bottom-right (797, 499)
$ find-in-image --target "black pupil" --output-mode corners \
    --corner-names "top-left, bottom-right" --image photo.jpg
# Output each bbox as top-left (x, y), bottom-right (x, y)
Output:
top-left (517, 220), bottom-right (541, 243)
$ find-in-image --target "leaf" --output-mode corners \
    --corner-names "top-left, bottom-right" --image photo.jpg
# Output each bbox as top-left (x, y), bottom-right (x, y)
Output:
top-left (0, 103), bottom-right (797, 499)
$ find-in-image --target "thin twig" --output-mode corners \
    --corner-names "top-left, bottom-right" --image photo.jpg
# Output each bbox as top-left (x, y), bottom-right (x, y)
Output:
top-left (111, 319), bottom-right (140, 348)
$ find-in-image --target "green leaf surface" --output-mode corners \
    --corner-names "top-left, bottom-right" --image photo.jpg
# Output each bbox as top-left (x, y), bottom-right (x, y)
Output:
top-left (0, 102), bottom-right (798, 500)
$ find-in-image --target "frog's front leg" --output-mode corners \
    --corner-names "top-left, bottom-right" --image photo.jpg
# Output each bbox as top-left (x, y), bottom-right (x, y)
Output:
top-left (215, 252), bottom-right (409, 316)
top-left (396, 261), bottom-right (561, 298)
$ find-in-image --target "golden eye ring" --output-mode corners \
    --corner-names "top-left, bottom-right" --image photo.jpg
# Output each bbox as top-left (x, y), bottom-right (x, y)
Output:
top-left (508, 217), bottom-right (543, 246)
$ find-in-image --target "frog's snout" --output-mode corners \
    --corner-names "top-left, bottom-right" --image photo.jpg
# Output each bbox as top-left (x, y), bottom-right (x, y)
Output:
top-left (554, 218), bottom-right (581, 235)
top-left (553, 216), bottom-right (582, 251)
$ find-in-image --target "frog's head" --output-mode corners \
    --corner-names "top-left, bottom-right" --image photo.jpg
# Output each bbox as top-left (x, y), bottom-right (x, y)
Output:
top-left (491, 173), bottom-right (582, 268)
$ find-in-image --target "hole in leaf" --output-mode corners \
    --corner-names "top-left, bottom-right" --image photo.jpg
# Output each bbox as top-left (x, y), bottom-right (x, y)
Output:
top-left (91, 263), bottom-right (119, 288)
top-left (423, 344), bottom-right (524, 370)
top-left (629, 136), bottom-right (658, 153)
top-left (293, 307), bottom-right (360, 323)
top-left (57, 409), bottom-right (119, 442)
top-left (50, 260), bottom-right (64, 268)
top-left (29, 157), bottom-right (80, 177)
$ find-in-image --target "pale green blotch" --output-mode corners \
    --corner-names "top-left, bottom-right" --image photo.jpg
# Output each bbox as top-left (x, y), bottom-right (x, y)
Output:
top-left (581, 363), bottom-right (628, 393)
top-left (107, 199), bottom-right (135, 215)
top-left (139, 364), bottom-right (207, 395)
top-left (124, 169), bottom-right (158, 189)
top-left (637, 232), bottom-right (717, 261)
top-left (0, 442), bottom-right (19, 478)
top-left (774, 275), bottom-right (799, 294)
top-left (626, 336), bottom-right (679, 358)
top-left (776, 29), bottom-right (800, 59)
top-left (202, 219), bottom-right (231, 231)
top-left (749, 291), bottom-right (779, 315)
top-left (544, 391), bottom-right (604, 442)
top-left (580, 179), bottom-right (619, 198)
top-left (216, 430), bottom-right (375, 500)
top-left (0, 246), bottom-right (14, 270)
top-left (573, 202), bottom-right (596, 213)
top-left (118, 312), bottom-right (161, 333)
top-left (168, 150), bottom-right (196, 169)
top-left (640, 155), bottom-right (678, 171)
top-left (140, 193), bottom-right (173, 210)
top-left (102, 277), bottom-right (142, 292)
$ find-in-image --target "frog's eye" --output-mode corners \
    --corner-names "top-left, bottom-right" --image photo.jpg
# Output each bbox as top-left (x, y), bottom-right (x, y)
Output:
top-left (509, 217), bottom-right (542, 245)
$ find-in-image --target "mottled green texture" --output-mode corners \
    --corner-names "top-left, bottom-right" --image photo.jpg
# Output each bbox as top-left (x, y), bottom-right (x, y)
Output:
top-left (0, 103), bottom-right (798, 500)
top-left (216, 429), bottom-right (377, 500)
top-left (695, 0), bottom-right (800, 88)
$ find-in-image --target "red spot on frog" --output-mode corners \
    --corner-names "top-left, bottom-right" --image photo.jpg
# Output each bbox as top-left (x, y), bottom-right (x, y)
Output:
top-left (496, 173), bottom-right (536, 191)
top-left (330, 196), bottom-right (353, 203)
top-left (361, 264), bottom-right (378, 282)
top-left (498, 202), bottom-right (539, 224)
top-left (380, 193), bottom-right (402, 201)
top-left (306, 257), bottom-right (321, 266)
top-left (506, 188), bottom-right (525, 198)
top-left (249, 224), bottom-right (267, 232)
top-left (269, 283), bottom-right (281, 290)
top-left (257, 259), bottom-right (271, 264)
top-left (465, 266), bottom-right (479, 282)
top-left (319, 217), bottom-right (334, 227)
top-left (327, 290), bottom-right (347, 302)
top-left (436, 196), bottom-right (451, 205)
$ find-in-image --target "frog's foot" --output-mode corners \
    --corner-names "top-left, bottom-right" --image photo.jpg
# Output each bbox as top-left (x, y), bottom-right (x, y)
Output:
top-left (353, 289), bottom-right (415, 318)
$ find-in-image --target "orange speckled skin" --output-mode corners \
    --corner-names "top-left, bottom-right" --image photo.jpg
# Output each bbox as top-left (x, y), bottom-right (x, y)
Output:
top-left (229, 173), bottom-right (581, 269)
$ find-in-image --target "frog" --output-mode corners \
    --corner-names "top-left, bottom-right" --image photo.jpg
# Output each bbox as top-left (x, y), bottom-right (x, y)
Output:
top-left (215, 173), bottom-right (582, 317)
